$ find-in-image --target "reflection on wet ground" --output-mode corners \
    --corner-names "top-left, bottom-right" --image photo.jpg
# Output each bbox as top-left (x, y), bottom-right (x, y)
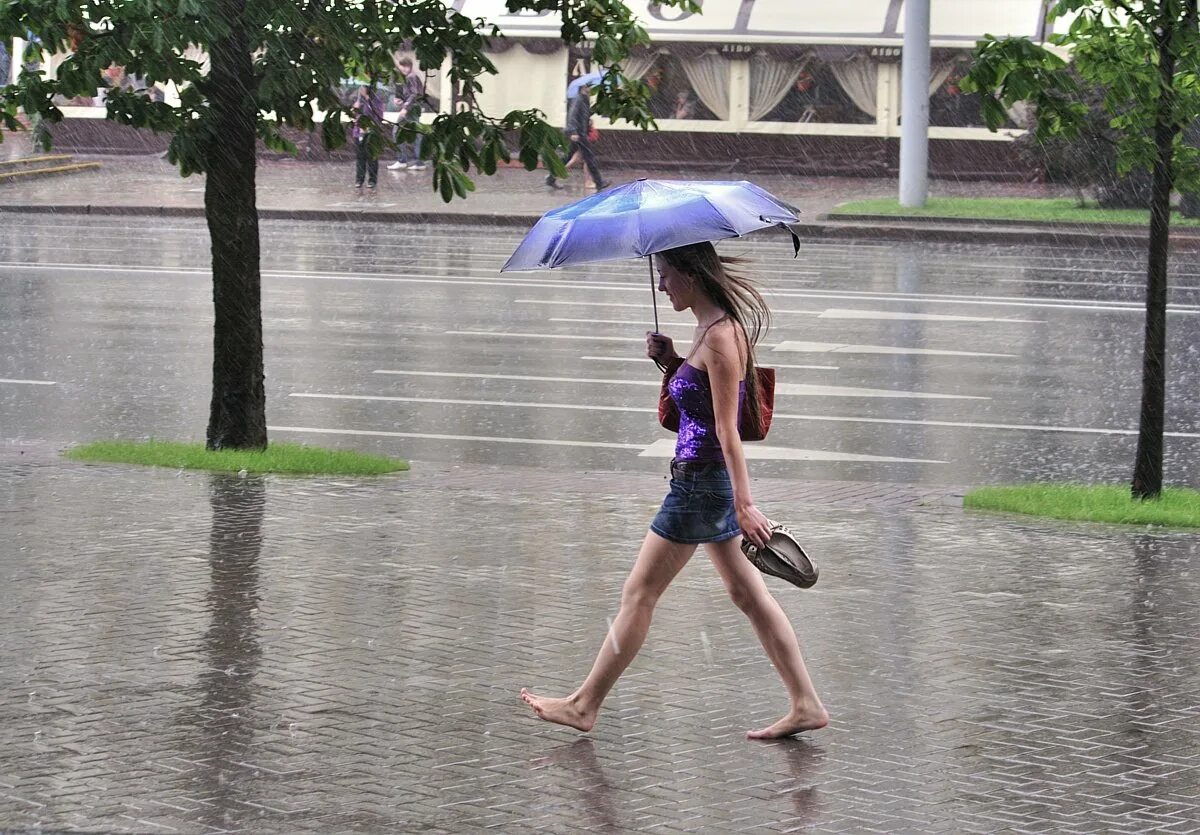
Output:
top-left (0, 462), bottom-right (1197, 831)
top-left (1, 214), bottom-right (1197, 486)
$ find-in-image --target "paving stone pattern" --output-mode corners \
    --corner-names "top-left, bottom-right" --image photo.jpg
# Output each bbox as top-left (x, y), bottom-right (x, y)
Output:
top-left (2, 458), bottom-right (1199, 832)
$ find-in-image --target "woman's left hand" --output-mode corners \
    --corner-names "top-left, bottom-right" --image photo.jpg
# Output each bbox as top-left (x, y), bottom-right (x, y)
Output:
top-left (736, 503), bottom-right (773, 549)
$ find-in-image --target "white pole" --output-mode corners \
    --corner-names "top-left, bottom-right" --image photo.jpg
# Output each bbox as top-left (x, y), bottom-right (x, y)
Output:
top-left (899, 0), bottom-right (931, 208)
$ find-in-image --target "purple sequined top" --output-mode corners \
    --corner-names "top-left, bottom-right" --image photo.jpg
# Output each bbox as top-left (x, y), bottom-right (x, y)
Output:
top-left (668, 362), bottom-right (746, 463)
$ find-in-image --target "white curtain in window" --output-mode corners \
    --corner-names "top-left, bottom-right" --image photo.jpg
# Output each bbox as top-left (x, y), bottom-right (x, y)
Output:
top-left (748, 53), bottom-right (812, 121)
top-left (927, 59), bottom-right (959, 99)
top-left (830, 54), bottom-right (878, 118)
top-left (621, 50), bottom-right (661, 82)
top-left (681, 50), bottom-right (730, 120)
top-left (833, 54), bottom-right (965, 120)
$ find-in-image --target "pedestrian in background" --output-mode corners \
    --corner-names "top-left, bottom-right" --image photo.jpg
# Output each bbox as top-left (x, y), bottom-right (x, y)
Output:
top-left (351, 83), bottom-right (384, 189)
top-left (388, 57), bottom-right (426, 171)
top-left (546, 80), bottom-right (606, 191)
top-left (521, 242), bottom-right (827, 740)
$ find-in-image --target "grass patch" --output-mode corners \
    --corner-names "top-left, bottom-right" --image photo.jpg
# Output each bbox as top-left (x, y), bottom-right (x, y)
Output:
top-left (832, 197), bottom-right (1200, 227)
top-left (964, 483), bottom-right (1200, 528)
top-left (65, 440), bottom-right (409, 475)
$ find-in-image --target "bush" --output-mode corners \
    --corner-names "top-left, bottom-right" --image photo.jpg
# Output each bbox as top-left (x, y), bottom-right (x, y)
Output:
top-left (1016, 73), bottom-right (1153, 209)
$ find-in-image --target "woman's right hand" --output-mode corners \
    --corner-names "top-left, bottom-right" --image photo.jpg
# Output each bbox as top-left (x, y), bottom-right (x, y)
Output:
top-left (646, 332), bottom-right (678, 364)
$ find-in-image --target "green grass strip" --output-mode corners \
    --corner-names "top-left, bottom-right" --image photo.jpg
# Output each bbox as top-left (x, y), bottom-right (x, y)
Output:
top-left (832, 197), bottom-right (1200, 227)
top-left (964, 483), bottom-right (1200, 528)
top-left (65, 440), bottom-right (409, 475)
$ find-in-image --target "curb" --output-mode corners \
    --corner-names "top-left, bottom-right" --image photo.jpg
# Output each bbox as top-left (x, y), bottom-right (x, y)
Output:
top-left (6, 203), bottom-right (1200, 250)
top-left (823, 212), bottom-right (1200, 250)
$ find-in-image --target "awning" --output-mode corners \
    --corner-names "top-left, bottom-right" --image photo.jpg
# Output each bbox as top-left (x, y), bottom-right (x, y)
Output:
top-left (448, 1), bottom-right (1053, 48)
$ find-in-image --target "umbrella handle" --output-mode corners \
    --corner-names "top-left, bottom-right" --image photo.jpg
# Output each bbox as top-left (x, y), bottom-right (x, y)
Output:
top-left (648, 255), bottom-right (659, 333)
top-left (648, 257), bottom-right (666, 372)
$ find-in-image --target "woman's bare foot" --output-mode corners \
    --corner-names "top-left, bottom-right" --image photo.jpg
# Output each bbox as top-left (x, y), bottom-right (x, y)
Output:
top-left (520, 688), bottom-right (597, 732)
top-left (746, 704), bottom-right (829, 740)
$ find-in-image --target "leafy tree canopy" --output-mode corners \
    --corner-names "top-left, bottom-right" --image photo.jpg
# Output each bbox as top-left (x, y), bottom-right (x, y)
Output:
top-left (963, 0), bottom-right (1200, 193)
top-left (0, 0), bottom-right (697, 200)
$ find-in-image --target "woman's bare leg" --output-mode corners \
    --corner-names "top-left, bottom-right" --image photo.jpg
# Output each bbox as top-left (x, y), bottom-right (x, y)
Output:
top-left (521, 531), bottom-right (697, 731)
top-left (706, 536), bottom-right (829, 739)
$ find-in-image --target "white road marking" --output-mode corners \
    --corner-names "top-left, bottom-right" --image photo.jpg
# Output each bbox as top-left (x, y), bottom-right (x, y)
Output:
top-left (549, 317), bottom-right (700, 326)
top-left (268, 425), bottom-right (644, 450)
top-left (7, 261), bottom-right (1199, 315)
top-left (370, 369), bottom-right (985, 399)
top-left (579, 356), bottom-right (839, 371)
top-left (374, 369), bottom-right (662, 386)
top-left (769, 411), bottom-right (1200, 439)
top-left (817, 308), bottom-right (1041, 324)
top-left (638, 438), bottom-right (944, 464)
top-left (444, 330), bottom-right (667, 344)
top-left (774, 341), bottom-right (1014, 358)
top-left (0, 378), bottom-right (56, 385)
top-left (289, 392), bottom-right (1200, 438)
top-left (782, 384), bottom-right (986, 400)
top-left (995, 276), bottom-right (1200, 291)
top-left (291, 392), bottom-right (651, 414)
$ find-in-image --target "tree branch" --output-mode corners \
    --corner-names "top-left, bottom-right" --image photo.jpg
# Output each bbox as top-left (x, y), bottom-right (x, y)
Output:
top-left (1107, 0), bottom-right (1155, 28)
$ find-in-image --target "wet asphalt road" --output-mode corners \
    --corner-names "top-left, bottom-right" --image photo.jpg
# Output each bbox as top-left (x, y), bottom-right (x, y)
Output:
top-left (2, 213), bottom-right (1198, 487)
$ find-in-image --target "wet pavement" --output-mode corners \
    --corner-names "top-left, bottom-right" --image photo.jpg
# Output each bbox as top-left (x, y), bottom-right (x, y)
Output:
top-left (3, 210), bottom-right (1200, 832)
top-left (2, 456), bottom-right (1199, 832)
top-left (0, 148), bottom-right (1081, 223)
top-left (2, 214), bottom-right (1198, 486)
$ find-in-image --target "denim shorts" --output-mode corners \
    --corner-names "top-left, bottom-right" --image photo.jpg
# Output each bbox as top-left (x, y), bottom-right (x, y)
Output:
top-left (649, 460), bottom-right (741, 545)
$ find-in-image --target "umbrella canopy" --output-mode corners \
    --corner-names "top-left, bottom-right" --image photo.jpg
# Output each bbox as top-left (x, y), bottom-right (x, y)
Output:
top-left (567, 70), bottom-right (608, 99)
top-left (501, 179), bottom-right (800, 272)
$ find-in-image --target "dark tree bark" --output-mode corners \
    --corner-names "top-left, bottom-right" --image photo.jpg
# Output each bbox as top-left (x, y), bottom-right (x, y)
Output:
top-left (1131, 10), bottom-right (1182, 500)
top-left (204, 0), bottom-right (267, 450)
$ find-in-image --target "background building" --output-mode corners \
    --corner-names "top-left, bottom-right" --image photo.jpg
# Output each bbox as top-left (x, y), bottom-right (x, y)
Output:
top-left (3, 0), bottom-right (1055, 177)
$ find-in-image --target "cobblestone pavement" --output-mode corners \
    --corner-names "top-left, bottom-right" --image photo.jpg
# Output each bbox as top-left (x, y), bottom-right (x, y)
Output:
top-left (2, 451), bottom-right (1198, 833)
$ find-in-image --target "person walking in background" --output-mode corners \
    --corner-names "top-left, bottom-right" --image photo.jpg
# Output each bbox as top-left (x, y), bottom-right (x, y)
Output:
top-left (388, 57), bottom-right (426, 171)
top-left (351, 83), bottom-right (384, 189)
top-left (521, 242), bottom-right (827, 740)
top-left (546, 80), bottom-right (606, 191)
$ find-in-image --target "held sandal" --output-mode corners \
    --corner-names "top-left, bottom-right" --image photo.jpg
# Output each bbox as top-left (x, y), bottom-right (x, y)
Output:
top-left (740, 521), bottom-right (819, 589)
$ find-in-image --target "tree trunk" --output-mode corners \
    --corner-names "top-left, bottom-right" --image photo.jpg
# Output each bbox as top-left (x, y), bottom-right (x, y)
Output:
top-left (204, 0), bottom-right (266, 450)
top-left (1131, 16), bottom-right (1180, 500)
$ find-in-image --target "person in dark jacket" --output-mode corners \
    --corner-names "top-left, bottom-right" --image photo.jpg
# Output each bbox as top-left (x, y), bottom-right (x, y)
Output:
top-left (546, 81), bottom-right (606, 190)
top-left (388, 57), bottom-right (426, 171)
top-left (351, 84), bottom-right (384, 188)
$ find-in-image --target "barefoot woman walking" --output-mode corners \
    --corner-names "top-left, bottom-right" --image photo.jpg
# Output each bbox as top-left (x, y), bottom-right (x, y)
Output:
top-left (521, 242), bottom-right (828, 740)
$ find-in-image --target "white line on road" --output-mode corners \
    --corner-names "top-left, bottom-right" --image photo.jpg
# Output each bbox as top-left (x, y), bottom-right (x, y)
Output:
top-left (289, 392), bottom-right (1200, 438)
top-left (370, 368), bottom-right (986, 399)
top-left (549, 317), bottom-right (704, 326)
top-left (0, 378), bottom-right (56, 386)
top-left (291, 392), bottom-right (651, 414)
top-left (268, 425), bottom-right (645, 450)
top-left (7, 261), bottom-right (1199, 315)
top-left (579, 356), bottom-right (839, 371)
top-left (996, 276), bottom-right (1200, 291)
top-left (774, 341), bottom-right (1014, 358)
top-left (817, 309), bottom-right (1042, 324)
top-left (638, 438), bottom-right (944, 464)
top-left (444, 330), bottom-right (666, 344)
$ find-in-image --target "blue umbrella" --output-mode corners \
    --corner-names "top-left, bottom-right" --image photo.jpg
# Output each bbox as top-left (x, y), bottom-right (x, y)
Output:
top-left (502, 179), bottom-right (800, 334)
top-left (567, 70), bottom-right (608, 100)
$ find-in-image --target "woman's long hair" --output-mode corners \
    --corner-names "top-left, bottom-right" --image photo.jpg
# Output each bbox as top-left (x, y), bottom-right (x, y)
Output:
top-left (658, 242), bottom-right (771, 431)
